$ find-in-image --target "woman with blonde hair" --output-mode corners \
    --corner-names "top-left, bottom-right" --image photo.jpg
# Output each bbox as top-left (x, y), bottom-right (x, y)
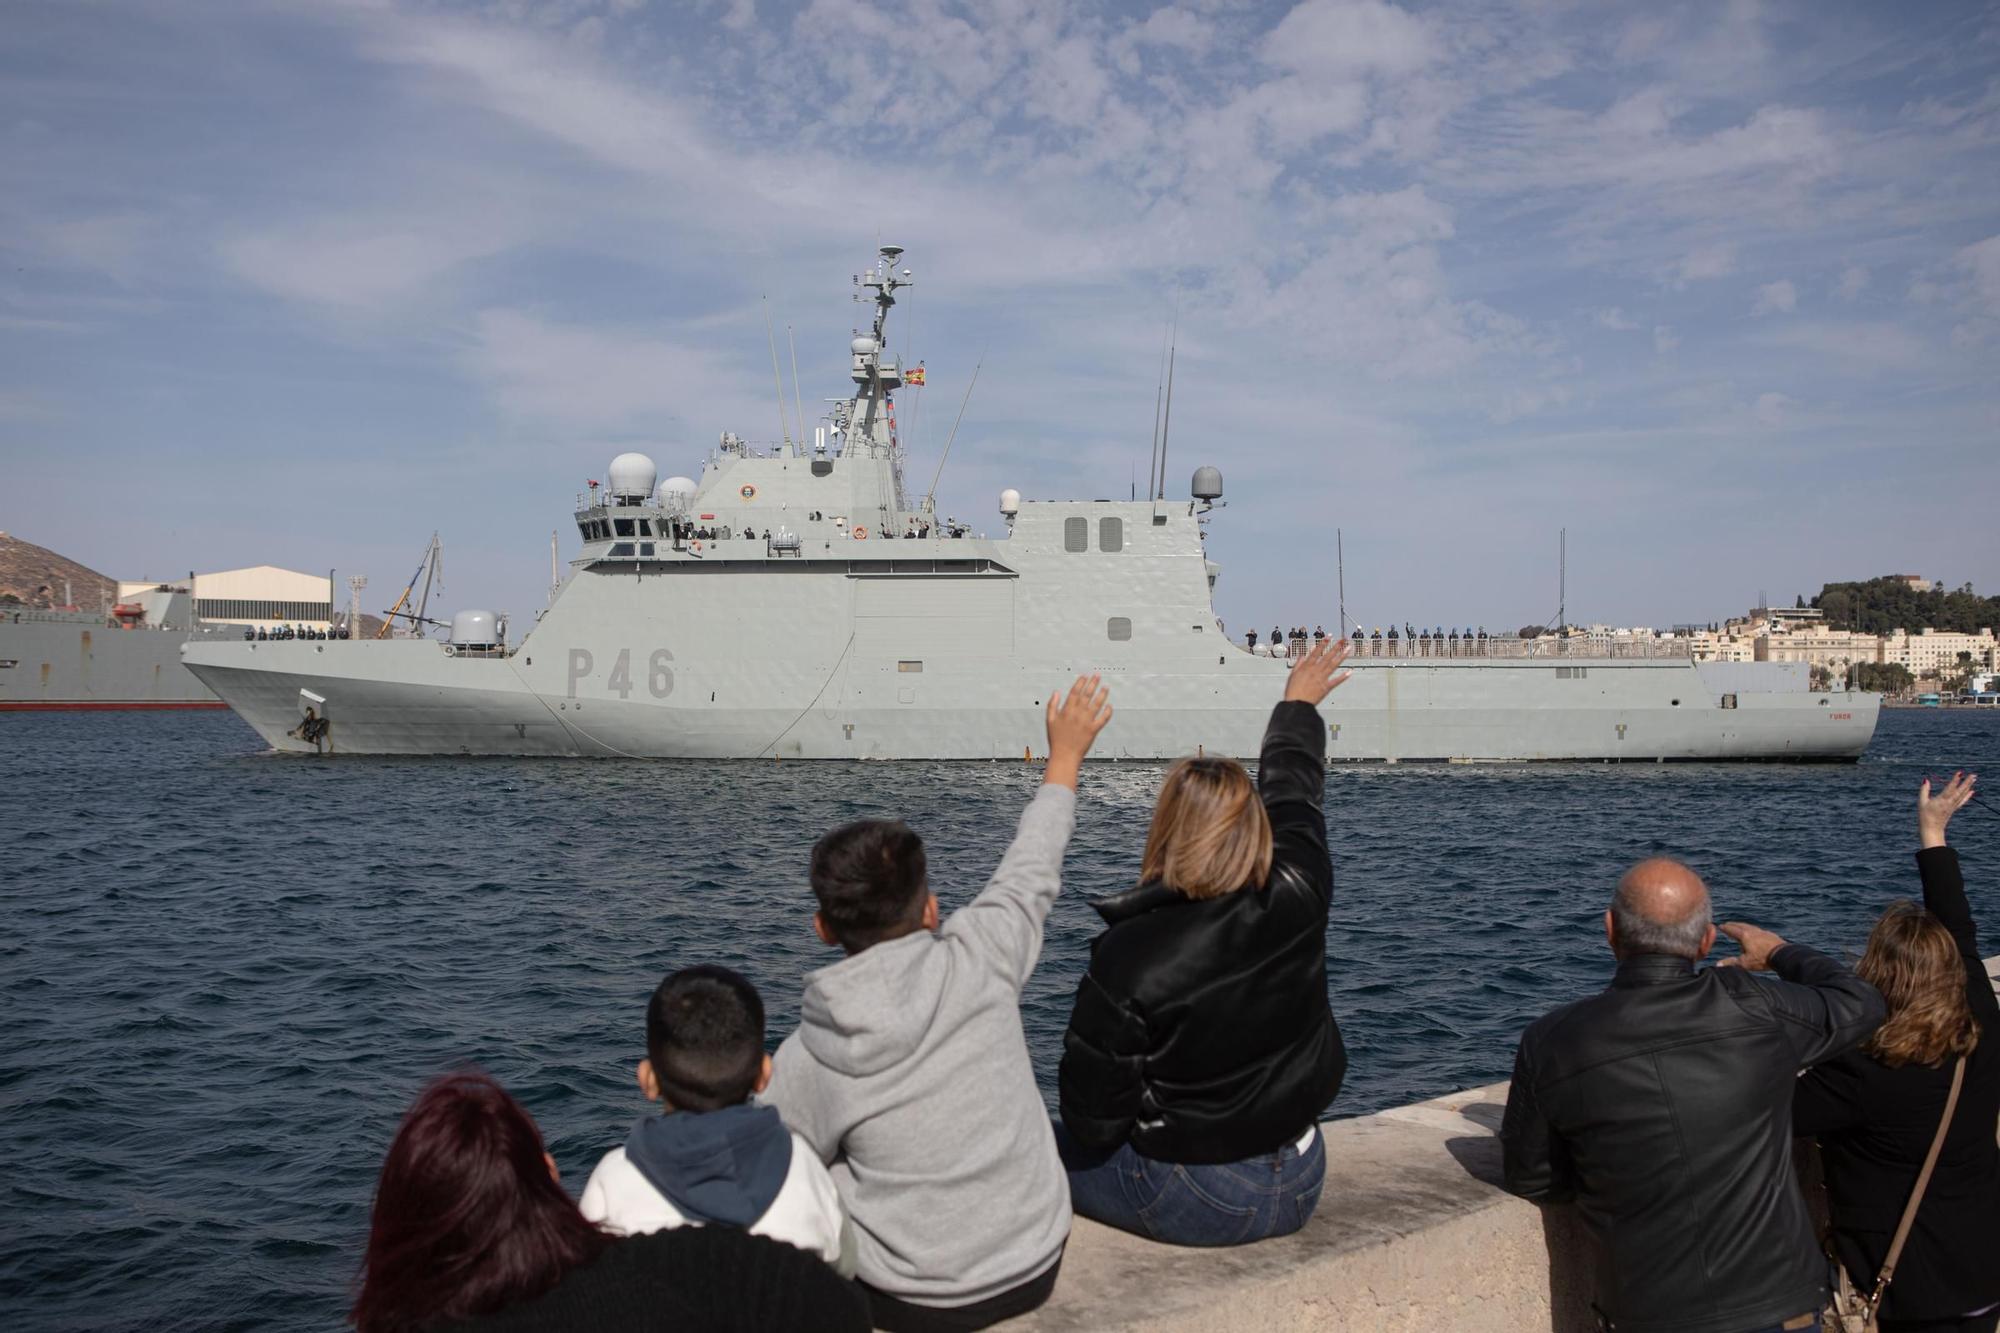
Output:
top-left (1794, 773), bottom-right (2000, 1333)
top-left (1056, 636), bottom-right (1352, 1246)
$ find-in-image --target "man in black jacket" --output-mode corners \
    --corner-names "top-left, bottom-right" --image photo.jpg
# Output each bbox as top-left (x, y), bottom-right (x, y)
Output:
top-left (1502, 859), bottom-right (1885, 1333)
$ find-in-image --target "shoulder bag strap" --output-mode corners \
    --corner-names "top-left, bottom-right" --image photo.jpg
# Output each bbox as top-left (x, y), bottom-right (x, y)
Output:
top-left (1869, 1054), bottom-right (1968, 1308)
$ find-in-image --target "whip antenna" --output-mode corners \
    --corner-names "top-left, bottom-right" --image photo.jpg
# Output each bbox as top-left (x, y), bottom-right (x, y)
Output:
top-left (763, 297), bottom-right (791, 450)
top-left (1338, 528), bottom-right (1347, 637)
top-left (1156, 314), bottom-right (1178, 501)
top-left (925, 344), bottom-right (986, 510)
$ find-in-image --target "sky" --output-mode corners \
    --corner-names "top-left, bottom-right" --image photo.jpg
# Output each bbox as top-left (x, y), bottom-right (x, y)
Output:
top-left (3, 0), bottom-right (1997, 636)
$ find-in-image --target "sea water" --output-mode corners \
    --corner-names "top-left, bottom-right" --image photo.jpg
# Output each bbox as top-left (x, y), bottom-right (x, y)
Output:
top-left (3, 708), bottom-right (1996, 1330)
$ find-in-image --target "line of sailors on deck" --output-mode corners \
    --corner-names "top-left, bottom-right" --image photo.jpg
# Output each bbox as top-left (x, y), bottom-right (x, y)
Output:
top-left (1243, 624), bottom-right (1492, 658)
top-left (243, 625), bottom-right (351, 641)
top-left (667, 516), bottom-right (970, 543)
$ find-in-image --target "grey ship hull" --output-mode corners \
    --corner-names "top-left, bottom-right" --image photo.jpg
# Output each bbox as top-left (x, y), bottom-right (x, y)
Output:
top-left (179, 645), bottom-right (1877, 761)
top-left (2, 615), bottom-right (223, 709)
top-left (182, 501), bottom-right (1878, 761)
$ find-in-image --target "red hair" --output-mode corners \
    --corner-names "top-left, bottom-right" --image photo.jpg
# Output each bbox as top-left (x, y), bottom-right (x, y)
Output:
top-left (352, 1071), bottom-right (608, 1332)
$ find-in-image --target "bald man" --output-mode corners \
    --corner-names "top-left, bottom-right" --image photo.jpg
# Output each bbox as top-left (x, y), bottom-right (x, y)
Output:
top-left (1500, 859), bottom-right (1885, 1333)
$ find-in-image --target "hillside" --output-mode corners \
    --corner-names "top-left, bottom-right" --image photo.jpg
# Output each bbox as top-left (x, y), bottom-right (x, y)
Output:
top-left (1813, 576), bottom-right (2000, 635)
top-left (0, 531), bottom-right (118, 609)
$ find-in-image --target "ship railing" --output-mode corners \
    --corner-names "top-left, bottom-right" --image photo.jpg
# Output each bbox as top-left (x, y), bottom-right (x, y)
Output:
top-left (4, 607), bottom-right (116, 626)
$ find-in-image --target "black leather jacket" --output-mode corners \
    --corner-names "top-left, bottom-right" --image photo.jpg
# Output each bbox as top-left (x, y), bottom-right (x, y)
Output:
top-left (1502, 946), bottom-right (1884, 1333)
top-left (1058, 700), bottom-right (1346, 1165)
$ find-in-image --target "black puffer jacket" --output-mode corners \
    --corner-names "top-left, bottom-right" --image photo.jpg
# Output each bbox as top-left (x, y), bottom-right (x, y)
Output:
top-left (1501, 946), bottom-right (1885, 1333)
top-left (1058, 700), bottom-right (1346, 1165)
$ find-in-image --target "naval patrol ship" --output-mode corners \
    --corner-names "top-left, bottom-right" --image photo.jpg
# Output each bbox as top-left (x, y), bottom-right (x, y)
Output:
top-left (183, 247), bottom-right (1880, 761)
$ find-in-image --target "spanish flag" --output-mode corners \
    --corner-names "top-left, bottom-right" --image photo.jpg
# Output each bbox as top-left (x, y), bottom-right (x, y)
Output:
top-left (907, 364), bottom-right (926, 386)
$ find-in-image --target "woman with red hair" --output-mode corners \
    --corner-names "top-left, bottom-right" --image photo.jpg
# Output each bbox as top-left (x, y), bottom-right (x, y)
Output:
top-left (352, 1071), bottom-right (866, 1332)
top-left (1795, 773), bottom-right (2000, 1333)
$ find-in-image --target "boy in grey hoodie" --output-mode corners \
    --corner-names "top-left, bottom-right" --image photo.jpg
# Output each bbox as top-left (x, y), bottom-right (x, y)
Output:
top-left (762, 676), bottom-right (1113, 1331)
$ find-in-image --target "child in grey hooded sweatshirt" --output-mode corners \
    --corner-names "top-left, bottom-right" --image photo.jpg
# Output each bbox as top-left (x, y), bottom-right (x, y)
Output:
top-left (762, 676), bottom-right (1113, 1330)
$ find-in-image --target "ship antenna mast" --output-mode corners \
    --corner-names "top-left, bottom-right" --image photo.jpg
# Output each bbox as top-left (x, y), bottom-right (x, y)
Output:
top-left (1558, 527), bottom-right (1566, 633)
top-left (1338, 528), bottom-right (1347, 637)
top-left (925, 341), bottom-right (986, 512)
top-left (1147, 321), bottom-right (1168, 512)
top-left (787, 324), bottom-right (806, 458)
top-left (1154, 314), bottom-right (1178, 504)
top-left (763, 297), bottom-right (792, 452)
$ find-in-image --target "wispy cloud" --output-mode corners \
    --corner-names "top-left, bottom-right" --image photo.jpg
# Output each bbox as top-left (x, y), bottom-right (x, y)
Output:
top-left (1751, 280), bottom-right (1798, 315)
top-left (3, 0), bottom-right (1996, 627)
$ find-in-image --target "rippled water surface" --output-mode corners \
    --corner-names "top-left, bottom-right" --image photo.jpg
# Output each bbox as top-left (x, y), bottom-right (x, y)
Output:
top-left (4, 708), bottom-right (1998, 1330)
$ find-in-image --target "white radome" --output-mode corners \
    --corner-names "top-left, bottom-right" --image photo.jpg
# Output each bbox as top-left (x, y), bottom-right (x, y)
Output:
top-left (607, 453), bottom-right (656, 503)
top-left (999, 488), bottom-right (1021, 517)
top-left (656, 476), bottom-right (698, 513)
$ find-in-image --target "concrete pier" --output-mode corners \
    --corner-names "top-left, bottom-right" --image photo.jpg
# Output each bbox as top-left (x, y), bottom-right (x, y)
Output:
top-left (1015, 955), bottom-right (2000, 1332)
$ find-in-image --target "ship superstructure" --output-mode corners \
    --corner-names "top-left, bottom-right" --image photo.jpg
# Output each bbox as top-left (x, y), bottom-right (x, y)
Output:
top-left (183, 248), bottom-right (1880, 760)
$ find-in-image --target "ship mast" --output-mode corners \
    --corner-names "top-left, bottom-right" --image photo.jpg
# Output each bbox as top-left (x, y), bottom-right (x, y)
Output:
top-left (850, 246), bottom-right (912, 518)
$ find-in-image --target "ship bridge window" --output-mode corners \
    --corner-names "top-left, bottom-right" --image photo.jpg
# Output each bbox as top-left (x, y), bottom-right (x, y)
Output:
top-left (614, 518), bottom-right (636, 537)
top-left (576, 520), bottom-right (593, 540)
top-left (1107, 617), bottom-right (1132, 641)
top-left (1099, 517), bottom-right (1123, 552)
top-left (1064, 517), bottom-right (1088, 553)
top-left (640, 543), bottom-right (655, 557)
top-left (637, 519), bottom-right (653, 537)
top-left (609, 542), bottom-right (635, 557)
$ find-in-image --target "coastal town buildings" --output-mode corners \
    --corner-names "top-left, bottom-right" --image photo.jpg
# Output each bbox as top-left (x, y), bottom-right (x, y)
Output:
top-left (1670, 601), bottom-right (1997, 689)
top-left (1876, 627), bottom-right (1999, 678)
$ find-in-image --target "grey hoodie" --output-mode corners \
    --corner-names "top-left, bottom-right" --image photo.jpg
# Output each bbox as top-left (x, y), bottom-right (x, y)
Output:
top-left (763, 784), bottom-right (1075, 1307)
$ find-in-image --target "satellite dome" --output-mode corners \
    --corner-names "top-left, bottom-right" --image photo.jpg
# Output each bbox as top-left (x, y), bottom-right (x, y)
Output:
top-left (999, 488), bottom-right (1021, 517)
top-left (1191, 466), bottom-right (1224, 501)
top-left (449, 609), bottom-right (502, 647)
top-left (607, 452), bottom-right (656, 504)
top-left (656, 476), bottom-right (698, 514)
top-left (850, 337), bottom-right (878, 355)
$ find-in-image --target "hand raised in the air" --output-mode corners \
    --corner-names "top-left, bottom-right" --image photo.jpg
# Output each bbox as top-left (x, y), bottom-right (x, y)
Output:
top-left (1716, 921), bottom-right (1787, 971)
top-left (1282, 635), bottom-right (1353, 706)
top-left (1044, 674), bottom-right (1112, 790)
top-left (1918, 771), bottom-right (1976, 850)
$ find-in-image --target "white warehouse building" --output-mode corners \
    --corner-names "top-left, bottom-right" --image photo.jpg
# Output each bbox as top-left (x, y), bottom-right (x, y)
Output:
top-left (118, 566), bottom-right (335, 632)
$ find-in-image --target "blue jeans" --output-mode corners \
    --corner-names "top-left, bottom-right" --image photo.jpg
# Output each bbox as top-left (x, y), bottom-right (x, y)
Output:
top-left (1055, 1121), bottom-right (1326, 1247)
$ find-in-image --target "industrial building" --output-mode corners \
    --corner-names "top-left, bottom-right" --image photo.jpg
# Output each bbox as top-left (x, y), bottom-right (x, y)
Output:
top-left (117, 566), bottom-right (335, 632)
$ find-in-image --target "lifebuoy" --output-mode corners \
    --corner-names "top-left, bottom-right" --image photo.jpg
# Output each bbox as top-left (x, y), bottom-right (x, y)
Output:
top-left (690, 540), bottom-right (703, 553)
top-left (853, 526), bottom-right (869, 540)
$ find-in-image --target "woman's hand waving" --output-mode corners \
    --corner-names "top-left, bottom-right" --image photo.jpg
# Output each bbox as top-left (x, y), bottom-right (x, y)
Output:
top-left (1918, 770), bottom-right (1977, 849)
top-left (1044, 674), bottom-right (1113, 790)
top-left (1282, 636), bottom-right (1353, 707)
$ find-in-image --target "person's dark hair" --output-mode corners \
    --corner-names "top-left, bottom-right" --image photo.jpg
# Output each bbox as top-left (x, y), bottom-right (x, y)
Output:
top-left (646, 965), bottom-right (767, 1111)
top-left (352, 1071), bottom-right (607, 1333)
top-left (809, 819), bottom-right (929, 952)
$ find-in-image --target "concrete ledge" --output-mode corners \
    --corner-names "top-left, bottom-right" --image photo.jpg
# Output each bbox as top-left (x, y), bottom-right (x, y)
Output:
top-left (1016, 955), bottom-right (2000, 1332)
top-left (1016, 1083), bottom-right (1596, 1332)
